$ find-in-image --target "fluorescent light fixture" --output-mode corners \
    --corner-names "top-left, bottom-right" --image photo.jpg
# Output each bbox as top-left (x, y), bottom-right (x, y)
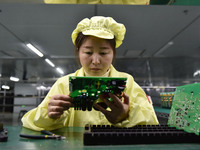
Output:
top-left (154, 41), bottom-right (174, 56)
top-left (10, 76), bottom-right (19, 82)
top-left (146, 88), bottom-right (150, 92)
top-left (193, 70), bottom-right (200, 77)
top-left (45, 58), bottom-right (55, 67)
top-left (26, 43), bottom-right (44, 57)
top-left (2, 85), bottom-right (10, 90)
top-left (56, 67), bottom-right (64, 75)
top-left (40, 86), bottom-right (46, 90)
top-left (37, 85), bottom-right (51, 90)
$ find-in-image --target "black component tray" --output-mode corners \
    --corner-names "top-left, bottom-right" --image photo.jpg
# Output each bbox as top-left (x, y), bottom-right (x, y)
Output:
top-left (84, 125), bottom-right (200, 145)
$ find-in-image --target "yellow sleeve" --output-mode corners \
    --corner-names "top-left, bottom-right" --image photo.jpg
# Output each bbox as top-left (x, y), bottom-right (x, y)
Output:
top-left (114, 75), bottom-right (159, 127)
top-left (21, 76), bottom-right (71, 131)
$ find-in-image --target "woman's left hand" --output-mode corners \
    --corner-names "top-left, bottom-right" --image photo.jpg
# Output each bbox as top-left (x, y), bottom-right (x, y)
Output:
top-left (93, 92), bottom-right (129, 124)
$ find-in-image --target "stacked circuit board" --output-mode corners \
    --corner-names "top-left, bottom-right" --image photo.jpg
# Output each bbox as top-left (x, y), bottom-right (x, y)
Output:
top-left (168, 83), bottom-right (200, 135)
top-left (69, 76), bottom-right (127, 111)
top-left (160, 92), bottom-right (174, 108)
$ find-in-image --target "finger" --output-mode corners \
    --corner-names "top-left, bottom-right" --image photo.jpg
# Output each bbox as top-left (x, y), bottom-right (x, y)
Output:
top-left (108, 93), bottom-right (123, 107)
top-left (49, 105), bottom-right (66, 112)
top-left (48, 104), bottom-right (65, 119)
top-left (99, 94), bottom-right (113, 108)
top-left (52, 95), bottom-right (73, 103)
top-left (48, 111), bottom-right (63, 119)
top-left (49, 99), bottom-right (73, 107)
top-left (93, 103), bottom-right (107, 115)
top-left (121, 93), bottom-right (129, 105)
top-left (62, 95), bottom-right (74, 103)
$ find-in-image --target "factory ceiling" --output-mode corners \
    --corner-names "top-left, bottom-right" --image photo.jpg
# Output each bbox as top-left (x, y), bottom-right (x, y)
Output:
top-left (0, 3), bottom-right (200, 86)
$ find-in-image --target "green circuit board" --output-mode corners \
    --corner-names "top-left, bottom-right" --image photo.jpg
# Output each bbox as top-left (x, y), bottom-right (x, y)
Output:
top-left (168, 82), bottom-right (200, 135)
top-left (69, 76), bottom-right (127, 111)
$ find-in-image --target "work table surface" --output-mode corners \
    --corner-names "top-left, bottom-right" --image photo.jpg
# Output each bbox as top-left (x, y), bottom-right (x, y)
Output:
top-left (1, 126), bottom-right (200, 150)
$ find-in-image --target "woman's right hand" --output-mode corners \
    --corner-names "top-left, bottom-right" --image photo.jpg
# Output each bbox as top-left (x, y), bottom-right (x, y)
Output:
top-left (48, 95), bottom-right (74, 119)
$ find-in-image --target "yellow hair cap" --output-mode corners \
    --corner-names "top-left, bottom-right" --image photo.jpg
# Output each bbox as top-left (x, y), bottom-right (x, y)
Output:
top-left (71, 16), bottom-right (126, 48)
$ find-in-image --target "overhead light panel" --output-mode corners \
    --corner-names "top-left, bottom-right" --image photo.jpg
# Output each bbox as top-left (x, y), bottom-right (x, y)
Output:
top-left (56, 67), bottom-right (64, 75)
top-left (45, 58), bottom-right (55, 67)
top-left (10, 76), bottom-right (19, 82)
top-left (2, 85), bottom-right (10, 90)
top-left (193, 70), bottom-right (200, 77)
top-left (154, 41), bottom-right (174, 56)
top-left (26, 43), bottom-right (44, 57)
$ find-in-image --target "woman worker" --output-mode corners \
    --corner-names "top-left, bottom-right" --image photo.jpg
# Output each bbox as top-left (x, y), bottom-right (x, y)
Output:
top-left (22, 16), bottom-right (159, 131)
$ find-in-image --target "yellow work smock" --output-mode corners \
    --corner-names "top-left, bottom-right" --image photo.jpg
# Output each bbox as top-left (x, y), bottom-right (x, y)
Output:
top-left (22, 65), bottom-right (159, 131)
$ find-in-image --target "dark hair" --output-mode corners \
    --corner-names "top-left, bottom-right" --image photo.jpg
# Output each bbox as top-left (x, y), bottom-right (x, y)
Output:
top-left (74, 32), bottom-right (116, 65)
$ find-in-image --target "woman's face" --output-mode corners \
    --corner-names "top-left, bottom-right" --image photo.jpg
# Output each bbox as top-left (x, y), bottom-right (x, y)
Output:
top-left (79, 36), bottom-right (114, 76)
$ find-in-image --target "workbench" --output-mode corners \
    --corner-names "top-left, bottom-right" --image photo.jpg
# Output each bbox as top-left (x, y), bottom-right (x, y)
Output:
top-left (1, 126), bottom-right (200, 150)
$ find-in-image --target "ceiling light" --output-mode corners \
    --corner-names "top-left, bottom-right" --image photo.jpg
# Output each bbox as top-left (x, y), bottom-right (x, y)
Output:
top-left (45, 58), bottom-right (55, 67)
top-left (154, 41), bottom-right (174, 56)
top-left (37, 85), bottom-right (46, 90)
top-left (26, 43), bottom-right (44, 57)
top-left (56, 67), bottom-right (64, 75)
top-left (10, 76), bottom-right (19, 82)
top-left (2, 85), bottom-right (10, 90)
top-left (193, 70), bottom-right (200, 77)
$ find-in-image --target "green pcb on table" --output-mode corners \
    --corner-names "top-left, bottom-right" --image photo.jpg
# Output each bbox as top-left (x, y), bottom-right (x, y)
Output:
top-left (168, 82), bottom-right (200, 135)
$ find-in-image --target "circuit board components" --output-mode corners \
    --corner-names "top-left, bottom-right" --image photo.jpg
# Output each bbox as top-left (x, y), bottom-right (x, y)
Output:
top-left (69, 76), bottom-right (127, 111)
top-left (160, 92), bottom-right (174, 108)
top-left (168, 82), bottom-right (200, 135)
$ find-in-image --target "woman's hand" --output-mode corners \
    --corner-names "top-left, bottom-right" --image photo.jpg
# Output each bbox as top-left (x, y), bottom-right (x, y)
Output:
top-left (93, 93), bottom-right (129, 124)
top-left (48, 95), bottom-right (74, 119)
